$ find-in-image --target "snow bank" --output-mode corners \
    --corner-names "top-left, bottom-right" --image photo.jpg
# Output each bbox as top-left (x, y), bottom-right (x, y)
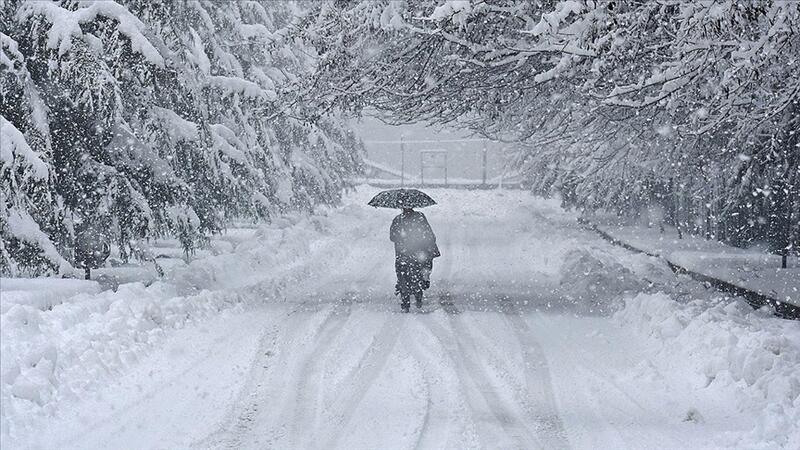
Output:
top-left (0, 278), bottom-right (99, 313)
top-left (0, 206), bottom-right (352, 444)
top-left (615, 293), bottom-right (800, 449)
top-left (596, 223), bottom-right (800, 307)
top-left (0, 281), bottom-right (241, 441)
top-left (558, 247), bottom-right (647, 314)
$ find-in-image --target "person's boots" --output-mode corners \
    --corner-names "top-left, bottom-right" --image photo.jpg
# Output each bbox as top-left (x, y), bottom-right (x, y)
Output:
top-left (415, 292), bottom-right (423, 309)
top-left (401, 294), bottom-right (410, 313)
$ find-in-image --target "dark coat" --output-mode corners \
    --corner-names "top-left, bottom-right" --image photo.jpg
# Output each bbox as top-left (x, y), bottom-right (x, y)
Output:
top-left (390, 210), bottom-right (439, 296)
top-left (389, 210), bottom-right (439, 261)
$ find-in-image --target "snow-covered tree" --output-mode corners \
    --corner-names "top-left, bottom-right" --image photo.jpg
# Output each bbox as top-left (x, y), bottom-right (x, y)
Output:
top-left (307, 0), bottom-right (799, 257)
top-left (1, 0), bottom-right (362, 275)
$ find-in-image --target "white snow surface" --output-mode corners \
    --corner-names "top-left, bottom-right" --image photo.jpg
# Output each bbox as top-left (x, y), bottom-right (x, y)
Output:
top-left (429, 1), bottom-right (472, 25)
top-left (1, 187), bottom-right (798, 449)
top-left (0, 116), bottom-right (48, 180)
top-left (207, 75), bottom-right (277, 101)
top-left (596, 223), bottom-right (800, 306)
top-left (151, 107), bottom-right (200, 143)
top-left (16, 1), bottom-right (164, 66)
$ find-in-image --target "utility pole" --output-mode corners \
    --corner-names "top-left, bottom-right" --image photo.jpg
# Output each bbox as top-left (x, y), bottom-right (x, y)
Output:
top-left (481, 147), bottom-right (487, 186)
top-left (400, 135), bottom-right (405, 187)
top-left (498, 147), bottom-right (506, 189)
top-left (444, 152), bottom-right (448, 187)
top-left (781, 177), bottom-right (792, 269)
top-left (420, 151), bottom-right (424, 186)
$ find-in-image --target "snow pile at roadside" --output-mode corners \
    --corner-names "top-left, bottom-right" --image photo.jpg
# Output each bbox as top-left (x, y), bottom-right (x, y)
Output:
top-left (0, 207), bottom-right (356, 443)
top-left (1, 282), bottom-right (243, 411)
top-left (615, 292), bottom-right (800, 449)
top-left (557, 247), bottom-right (647, 314)
top-left (595, 222), bottom-right (800, 307)
top-left (0, 278), bottom-right (100, 313)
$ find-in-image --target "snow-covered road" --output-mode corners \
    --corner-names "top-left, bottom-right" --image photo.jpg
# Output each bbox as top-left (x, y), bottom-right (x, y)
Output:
top-left (4, 188), bottom-right (798, 449)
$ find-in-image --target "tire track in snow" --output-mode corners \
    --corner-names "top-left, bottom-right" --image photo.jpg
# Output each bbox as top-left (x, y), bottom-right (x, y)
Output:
top-left (194, 319), bottom-right (282, 450)
top-left (470, 209), bottom-right (570, 449)
top-left (430, 216), bottom-right (569, 449)
top-left (256, 306), bottom-right (343, 447)
top-left (321, 313), bottom-right (405, 449)
top-left (409, 370), bottom-right (435, 450)
top-left (197, 301), bottom-right (344, 449)
top-left (499, 299), bottom-right (571, 449)
top-left (251, 248), bottom-right (385, 449)
top-left (426, 209), bottom-right (528, 447)
top-left (447, 315), bottom-right (551, 449)
top-left (405, 318), bottom-right (478, 449)
top-left (474, 221), bottom-right (570, 449)
top-left (216, 253), bottom-right (389, 449)
top-left (284, 299), bottom-right (354, 449)
top-left (420, 314), bottom-right (544, 449)
top-left (523, 312), bottom-right (636, 448)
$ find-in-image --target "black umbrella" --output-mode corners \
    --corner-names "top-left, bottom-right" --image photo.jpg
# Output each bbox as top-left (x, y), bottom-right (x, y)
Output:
top-left (368, 188), bottom-right (436, 209)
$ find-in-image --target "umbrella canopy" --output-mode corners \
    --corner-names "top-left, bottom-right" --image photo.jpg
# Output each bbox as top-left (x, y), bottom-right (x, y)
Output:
top-left (368, 188), bottom-right (436, 209)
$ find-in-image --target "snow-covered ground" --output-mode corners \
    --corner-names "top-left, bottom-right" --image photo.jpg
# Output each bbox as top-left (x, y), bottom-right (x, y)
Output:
top-left (2, 187), bottom-right (798, 449)
top-left (592, 223), bottom-right (800, 308)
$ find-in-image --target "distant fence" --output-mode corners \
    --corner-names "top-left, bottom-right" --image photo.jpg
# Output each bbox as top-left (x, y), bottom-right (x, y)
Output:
top-left (355, 158), bottom-right (526, 190)
top-left (350, 179), bottom-right (528, 190)
top-left (361, 137), bottom-right (521, 187)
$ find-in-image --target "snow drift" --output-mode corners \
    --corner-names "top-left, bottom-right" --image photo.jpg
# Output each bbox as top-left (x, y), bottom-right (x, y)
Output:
top-left (616, 293), bottom-right (800, 449)
top-left (0, 206), bottom-right (348, 443)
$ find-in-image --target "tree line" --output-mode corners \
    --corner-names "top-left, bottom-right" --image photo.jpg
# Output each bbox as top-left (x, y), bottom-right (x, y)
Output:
top-left (305, 0), bottom-right (799, 264)
top-left (1, 0), bottom-right (362, 275)
top-left (2, 1), bottom-right (798, 276)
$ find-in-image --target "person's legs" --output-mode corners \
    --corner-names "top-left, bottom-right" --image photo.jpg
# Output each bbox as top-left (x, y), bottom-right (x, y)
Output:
top-left (397, 255), bottom-right (430, 311)
top-left (401, 294), bottom-right (411, 312)
top-left (396, 256), bottom-right (412, 311)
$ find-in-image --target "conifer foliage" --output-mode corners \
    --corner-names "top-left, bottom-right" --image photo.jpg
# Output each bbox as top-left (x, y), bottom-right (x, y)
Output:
top-left (1, 0), bottom-right (362, 275)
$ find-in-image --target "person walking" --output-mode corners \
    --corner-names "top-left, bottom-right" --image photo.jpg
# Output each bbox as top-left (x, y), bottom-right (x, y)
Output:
top-left (390, 207), bottom-right (439, 312)
top-left (368, 188), bottom-right (440, 313)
